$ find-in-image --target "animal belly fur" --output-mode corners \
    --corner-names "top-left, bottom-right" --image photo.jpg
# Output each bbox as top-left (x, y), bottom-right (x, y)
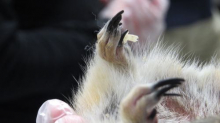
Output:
top-left (71, 11), bottom-right (220, 123)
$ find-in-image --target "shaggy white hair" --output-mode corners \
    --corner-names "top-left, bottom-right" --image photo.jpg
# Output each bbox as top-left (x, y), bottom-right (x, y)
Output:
top-left (71, 11), bottom-right (220, 123)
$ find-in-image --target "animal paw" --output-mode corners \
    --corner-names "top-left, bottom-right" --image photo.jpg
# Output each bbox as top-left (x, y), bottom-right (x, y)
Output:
top-left (119, 78), bottom-right (184, 123)
top-left (97, 10), bottom-right (133, 67)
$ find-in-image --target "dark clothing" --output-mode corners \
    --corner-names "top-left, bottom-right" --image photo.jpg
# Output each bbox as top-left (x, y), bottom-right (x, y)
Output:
top-left (0, 0), bottom-right (103, 122)
top-left (166, 0), bottom-right (212, 29)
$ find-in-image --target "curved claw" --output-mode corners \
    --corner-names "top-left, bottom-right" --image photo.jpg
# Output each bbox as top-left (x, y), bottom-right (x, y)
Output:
top-left (156, 85), bottom-right (179, 98)
top-left (107, 10), bottom-right (124, 32)
top-left (153, 78), bottom-right (184, 90)
top-left (118, 30), bottom-right (128, 47)
top-left (147, 109), bottom-right (157, 120)
top-left (163, 93), bottom-right (182, 97)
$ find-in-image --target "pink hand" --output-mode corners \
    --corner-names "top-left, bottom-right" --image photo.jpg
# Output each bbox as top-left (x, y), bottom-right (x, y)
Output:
top-left (36, 99), bottom-right (85, 123)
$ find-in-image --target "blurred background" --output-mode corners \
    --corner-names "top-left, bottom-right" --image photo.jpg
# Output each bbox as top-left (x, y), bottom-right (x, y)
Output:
top-left (0, 0), bottom-right (220, 122)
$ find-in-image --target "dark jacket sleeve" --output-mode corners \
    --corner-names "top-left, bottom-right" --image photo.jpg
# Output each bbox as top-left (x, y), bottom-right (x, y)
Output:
top-left (0, 0), bottom-right (102, 122)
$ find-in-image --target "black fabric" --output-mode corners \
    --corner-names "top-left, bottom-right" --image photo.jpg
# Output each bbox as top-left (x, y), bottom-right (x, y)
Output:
top-left (0, 0), bottom-right (103, 122)
top-left (13, 0), bottom-right (103, 29)
top-left (166, 0), bottom-right (212, 29)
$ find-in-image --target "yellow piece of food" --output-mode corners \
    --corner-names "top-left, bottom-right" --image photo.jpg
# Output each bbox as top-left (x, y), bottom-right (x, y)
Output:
top-left (123, 32), bottom-right (139, 44)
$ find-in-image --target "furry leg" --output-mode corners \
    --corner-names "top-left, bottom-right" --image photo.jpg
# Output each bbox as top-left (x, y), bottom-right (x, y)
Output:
top-left (74, 10), bottom-right (135, 114)
top-left (119, 78), bottom-right (184, 123)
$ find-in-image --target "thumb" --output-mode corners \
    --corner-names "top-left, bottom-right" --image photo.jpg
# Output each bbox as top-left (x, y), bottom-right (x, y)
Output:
top-left (36, 99), bottom-right (75, 123)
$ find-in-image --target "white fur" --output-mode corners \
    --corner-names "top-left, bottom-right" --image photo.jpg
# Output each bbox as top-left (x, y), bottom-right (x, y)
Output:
top-left (71, 41), bottom-right (220, 123)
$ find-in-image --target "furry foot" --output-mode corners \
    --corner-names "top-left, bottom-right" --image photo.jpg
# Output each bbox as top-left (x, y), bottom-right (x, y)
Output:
top-left (97, 10), bottom-right (132, 67)
top-left (119, 78), bottom-right (184, 123)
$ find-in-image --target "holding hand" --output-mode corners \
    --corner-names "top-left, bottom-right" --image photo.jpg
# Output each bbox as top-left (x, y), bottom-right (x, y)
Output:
top-left (36, 99), bottom-right (84, 123)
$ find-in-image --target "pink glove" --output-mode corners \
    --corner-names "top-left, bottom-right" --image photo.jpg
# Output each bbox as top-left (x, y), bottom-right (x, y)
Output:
top-left (100, 0), bottom-right (169, 46)
top-left (36, 99), bottom-right (85, 123)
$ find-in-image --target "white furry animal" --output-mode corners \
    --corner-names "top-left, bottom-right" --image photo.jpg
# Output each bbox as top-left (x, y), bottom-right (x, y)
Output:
top-left (72, 11), bottom-right (220, 123)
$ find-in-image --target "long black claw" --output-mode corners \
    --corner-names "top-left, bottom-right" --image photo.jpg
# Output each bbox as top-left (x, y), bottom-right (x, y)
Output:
top-left (107, 10), bottom-right (124, 32)
top-left (118, 30), bottom-right (128, 47)
top-left (163, 93), bottom-right (182, 97)
top-left (148, 109), bottom-right (157, 120)
top-left (156, 85), bottom-right (179, 98)
top-left (153, 78), bottom-right (184, 90)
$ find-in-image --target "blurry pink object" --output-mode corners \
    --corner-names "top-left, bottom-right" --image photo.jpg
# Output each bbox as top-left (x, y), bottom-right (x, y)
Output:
top-left (100, 0), bottom-right (169, 46)
top-left (36, 99), bottom-right (85, 123)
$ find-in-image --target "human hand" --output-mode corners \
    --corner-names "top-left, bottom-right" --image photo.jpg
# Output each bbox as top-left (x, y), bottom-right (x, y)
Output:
top-left (100, 0), bottom-right (169, 46)
top-left (36, 99), bottom-right (85, 123)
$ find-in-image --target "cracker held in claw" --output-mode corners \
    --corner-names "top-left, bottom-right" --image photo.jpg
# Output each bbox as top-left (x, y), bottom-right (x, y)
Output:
top-left (123, 31), bottom-right (139, 44)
